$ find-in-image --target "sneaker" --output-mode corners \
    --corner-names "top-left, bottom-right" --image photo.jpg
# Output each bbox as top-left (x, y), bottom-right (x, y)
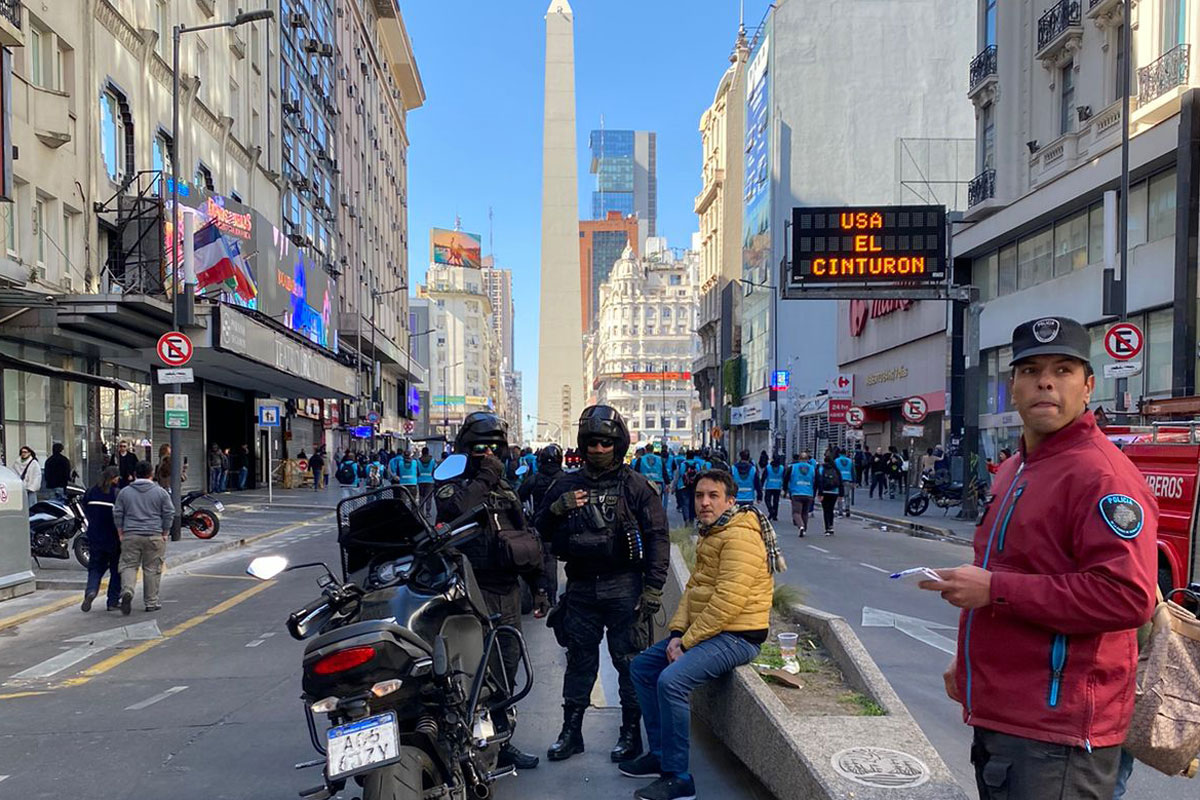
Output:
top-left (619, 752), bottom-right (662, 779)
top-left (825, 529), bottom-right (834, 536)
top-left (635, 774), bottom-right (697, 800)
top-left (120, 593), bottom-right (133, 616)
top-left (145, 605), bottom-right (162, 612)
top-left (81, 591), bottom-right (96, 613)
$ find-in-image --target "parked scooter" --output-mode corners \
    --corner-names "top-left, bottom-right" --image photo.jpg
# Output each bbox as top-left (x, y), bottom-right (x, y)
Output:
top-left (905, 471), bottom-right (988, 517)
top-left (246, 455), bottom-right (531, 800)
top-left (29, 486), bottom-right (89, 567)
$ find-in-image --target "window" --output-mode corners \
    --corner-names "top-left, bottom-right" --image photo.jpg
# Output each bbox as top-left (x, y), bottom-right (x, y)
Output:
top-left (194, 162), bottom-right (214, 190)
top-left (1017, 227), bottom-right (1052, 288)
top-left (1060, 63), bottom-right (1075, 135)
top-left (1147, 170), bottom-right (1176, 241)
top-left (61, 211), bottom-right (73, 278)
top-left (152, 130), bottom-right (173, 176)
top-left (195, 39), bottom-right (209, 104)
top-left (1115, 24), bottom-right (1127, 103)
top-left (99, 86), bottom-right (130, 182)
top-left (230, 80), bottom-right (241, 141)
top-left (980, 104), bottom-right (996, 172)
top-left (974, 251), bottom-right (997, 302)
top-left (1147, 309), bottom-right (1173, 394)
top-left (29, 27), bottom-right (45, 88)
top-left (1090, 327), bottom-right (1116, 403)
top-left (996, 347), bottom-right (1014, 412)
top-left (984, 0), bottom-right (997, 46)
top-left (997, 243), bottom-right (1017, 296)
top-left (34, 199), bottom-right (46, 266)
top-left (1053, 211), bottom-right (1087, 276)
top-left (1127, 180), bottom-right (1147, 248)
top-left (1088, 202), bottom-right (1105, 264)
top-left (1162, 0), bottom-right (1186, 52)
top-left (4, 193), bottom-right (17, 256)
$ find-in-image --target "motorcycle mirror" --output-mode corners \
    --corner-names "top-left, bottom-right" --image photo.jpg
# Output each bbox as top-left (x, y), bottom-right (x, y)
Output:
top-left (246, 555), bottom-right (289, 581)
top-left (515, 464), bottom-right (529, 477)
top-left (434, 454), bottom-right (467, 482)
top-left (432, 634), bottom-right (449, 678)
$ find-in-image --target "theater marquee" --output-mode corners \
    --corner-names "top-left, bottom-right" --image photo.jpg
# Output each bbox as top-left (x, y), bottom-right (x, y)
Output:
top-left (791, 205), bottom-right (946, 285)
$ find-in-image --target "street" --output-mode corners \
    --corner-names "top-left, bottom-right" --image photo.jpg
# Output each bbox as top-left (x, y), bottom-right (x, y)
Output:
top-left (0, 497), bottom-right (769, 800)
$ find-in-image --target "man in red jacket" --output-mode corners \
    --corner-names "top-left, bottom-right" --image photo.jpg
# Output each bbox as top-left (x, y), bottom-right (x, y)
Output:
top-left (921, 316), bottom-right (1157, 800)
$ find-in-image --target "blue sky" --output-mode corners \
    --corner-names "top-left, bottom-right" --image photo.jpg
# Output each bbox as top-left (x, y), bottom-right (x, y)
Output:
top-left (404, 0), bottom-right (773, 438)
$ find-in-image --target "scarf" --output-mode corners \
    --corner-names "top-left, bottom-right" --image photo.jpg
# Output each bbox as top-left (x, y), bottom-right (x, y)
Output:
top-left (698, 504), bottom-right (787, 574)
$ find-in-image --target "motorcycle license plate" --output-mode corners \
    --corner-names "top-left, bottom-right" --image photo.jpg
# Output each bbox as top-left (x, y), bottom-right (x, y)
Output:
top-left (326, 711), bottom-right (401, 780)
top-left (213, 501), bottom-right (225, 512)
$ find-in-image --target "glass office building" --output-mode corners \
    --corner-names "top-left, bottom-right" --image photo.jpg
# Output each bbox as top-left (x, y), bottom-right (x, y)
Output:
top-left (588, 129), bottom-right (656, 239)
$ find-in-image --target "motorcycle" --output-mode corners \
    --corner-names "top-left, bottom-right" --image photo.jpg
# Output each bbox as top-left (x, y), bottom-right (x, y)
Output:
top-left (181, 491), bottom-right (223, 539)
top-left (905, 471), bottom-right (989, 518)
top-left (30, 486), bottom-right (89, 568)
top-left (246, 454), bottom-right (532, 800)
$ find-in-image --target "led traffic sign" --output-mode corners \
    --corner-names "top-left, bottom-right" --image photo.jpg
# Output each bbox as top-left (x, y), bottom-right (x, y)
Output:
top-left (791, 205), bottom-right (946, 285)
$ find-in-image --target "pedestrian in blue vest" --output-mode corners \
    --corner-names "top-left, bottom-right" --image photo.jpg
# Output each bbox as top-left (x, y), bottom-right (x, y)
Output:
top-left (636, 444), bottom-right (670, 510)
top-left (762, 455), bottom-right (786, 521)
top-left (416, 446), bottom-right (437, 501)
top-left (731, 450), bottom-right (758, 505)
top-left (783, 451), bottom-right (817, 536)
top-left (387, 450), bottom-right (418, 495)
top-left (834, 447), bottom-right (856, 517)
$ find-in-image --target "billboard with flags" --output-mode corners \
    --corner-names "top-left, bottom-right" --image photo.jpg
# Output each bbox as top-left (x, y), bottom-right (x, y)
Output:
top-left (194, 221), bottom-right (257, 302)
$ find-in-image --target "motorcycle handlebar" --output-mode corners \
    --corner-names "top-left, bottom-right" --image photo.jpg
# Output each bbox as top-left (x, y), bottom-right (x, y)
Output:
top-left (288, 596), bottom-right (332, 627)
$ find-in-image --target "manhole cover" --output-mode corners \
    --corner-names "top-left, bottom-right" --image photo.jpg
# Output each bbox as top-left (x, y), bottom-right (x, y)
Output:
top-left (831, 746), bottom-right (930, 789)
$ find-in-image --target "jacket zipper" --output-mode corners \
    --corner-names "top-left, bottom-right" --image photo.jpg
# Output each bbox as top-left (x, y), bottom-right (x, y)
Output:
top-left (996, 485), bottom-right (1025, 552)
top-left (1048, 633), bottom-right (1068, 708)
top-left (965, 462), bottom-right (1025, 718)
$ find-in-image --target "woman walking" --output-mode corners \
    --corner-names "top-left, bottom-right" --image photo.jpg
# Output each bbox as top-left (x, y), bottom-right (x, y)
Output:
top-left (815, 452), bottom-right (844, 536)
top-left (81, 466), bottom-right (122, 612)
top-left (18, 446), bottom-right (41, 509)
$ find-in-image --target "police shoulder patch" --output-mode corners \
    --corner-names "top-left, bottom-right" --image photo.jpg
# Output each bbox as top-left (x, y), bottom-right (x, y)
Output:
top-left (1098, 494), bottom-right (1144, 539)
top-left (436, 484), bottom-right (457, 500)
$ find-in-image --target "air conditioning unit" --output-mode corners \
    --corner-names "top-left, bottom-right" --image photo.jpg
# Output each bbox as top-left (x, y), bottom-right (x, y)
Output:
top-left (329, 159), bottom-right (340, 174)
top-left (289, 12), bottom-right (309, 28)
top-left (288, 232), bottom-right (306, 246)
top-left (319, 44), bottom-right (334, 58)
top-left (60, 275), bottom-right (74, 292)
top-left (340, 192), bottom-right (349, 207)
top-left (282, 98), bottom-right (300, 115)
top-left (303, 38), bottom-right (323, 55)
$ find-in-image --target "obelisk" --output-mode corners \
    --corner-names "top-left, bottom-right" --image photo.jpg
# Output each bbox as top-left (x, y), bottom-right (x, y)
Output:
top-left (536, 0), bottom-right (584, 443)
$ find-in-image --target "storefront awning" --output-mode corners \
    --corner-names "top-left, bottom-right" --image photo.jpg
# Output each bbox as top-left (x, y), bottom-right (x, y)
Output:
top-left (0, 352), bottom-right (136, 391)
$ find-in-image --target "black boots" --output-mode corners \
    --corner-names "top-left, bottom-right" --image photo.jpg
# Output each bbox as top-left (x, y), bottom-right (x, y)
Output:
top-left (547, 704), bottom-right (586, 761)
top-left (610, 707), bottom-right (643, 763)
top-left (497, 742), bottom-right (540, 770)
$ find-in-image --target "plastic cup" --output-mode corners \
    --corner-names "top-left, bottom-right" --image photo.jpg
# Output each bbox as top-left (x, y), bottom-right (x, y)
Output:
top-left (778, 632), bottom-right (799, 660)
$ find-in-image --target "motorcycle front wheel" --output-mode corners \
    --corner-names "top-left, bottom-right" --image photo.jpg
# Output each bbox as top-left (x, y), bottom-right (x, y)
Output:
top-left (906, 495), bottom-right (929, 516)
top-left (72, 532), bottom-right (90, 568)
top-left (187, 509), bottom-right (220, 540)
top-left (360, 746), bottom-right (450, 800)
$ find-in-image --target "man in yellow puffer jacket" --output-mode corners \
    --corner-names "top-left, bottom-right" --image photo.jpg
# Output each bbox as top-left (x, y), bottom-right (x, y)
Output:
top-left (621, 469), bottom-right (776, 800)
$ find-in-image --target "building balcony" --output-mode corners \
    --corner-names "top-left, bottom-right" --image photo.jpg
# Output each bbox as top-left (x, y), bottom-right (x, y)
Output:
top-left (693, 169), bottom-right (723, 213)
top-left (967, 45), bottom-right (998, 104)
top-left (964, 169), bottom-right (1004, 221)
top-left (1086, 0), bottom-right (1123, 29)
top-left (692, 351), bottom-right (717, 375)
top-left (1036, 0), bottom-right (1083, 68)
top-left (229, 26), bottom-right (246, 59)
top-left (0, 0), bottom-right (20, 48)
top-left (1134, 44), bottom-right (1191, 126)
top-left (31, 85), bottom-right (72, 148)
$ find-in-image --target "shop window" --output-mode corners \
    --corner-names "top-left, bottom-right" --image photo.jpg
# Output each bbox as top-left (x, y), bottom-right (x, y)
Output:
top-left (1089, 327), bottom-right (1115, 403)
top-left (1146, 309), bottom-right (1173, 395)
top-left (1017, 227), bottom-right (1052, 289)
top-left (981, 350), bottom-right (999, 416)
top-left (1053, 211), bottom-right (1088, 276)
top-left (1147, 171), bottom-right (1176, 242)
top-left (997, 346), bottom-right (1014, 412)
top-left (997, 244), bottom-right (1017, 295)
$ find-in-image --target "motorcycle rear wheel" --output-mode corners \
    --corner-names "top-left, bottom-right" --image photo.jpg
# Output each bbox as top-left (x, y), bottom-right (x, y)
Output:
top-left (906, 495), bottom-right (929, 516)
top-left (73, 533), bottom-right (90, 569)
top-left (187, 509), bottom-right (220, 540)
top-left (360, 746), bottom-right (450, 800)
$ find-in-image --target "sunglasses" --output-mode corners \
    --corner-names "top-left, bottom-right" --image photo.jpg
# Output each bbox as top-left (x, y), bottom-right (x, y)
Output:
top-left (470, 444), bottom-right (497, 454)
top-left (587, 438), bottom-right (615, 448)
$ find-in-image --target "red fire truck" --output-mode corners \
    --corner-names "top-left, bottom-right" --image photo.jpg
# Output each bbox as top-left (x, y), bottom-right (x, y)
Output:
top-left (1105, 424), bottom-right (1200, 601)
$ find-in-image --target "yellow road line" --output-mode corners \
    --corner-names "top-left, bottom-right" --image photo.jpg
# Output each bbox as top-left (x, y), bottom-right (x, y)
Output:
top-left (0, 690), bottom-right (49, 700)
top-left (0, 595), bottom-right (82, 634)
top-left (56, 580), bottom-right (275, 689)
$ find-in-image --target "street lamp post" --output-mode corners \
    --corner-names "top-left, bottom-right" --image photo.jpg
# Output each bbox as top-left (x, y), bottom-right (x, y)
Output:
top-left (169, 7), bottom-right (272, 538)
top-left (526, 414), bottom-right (563, 442)
top-left (368, 284), bottom-right (407, 449)
top-left (441, 359), bottom-right (466, 440)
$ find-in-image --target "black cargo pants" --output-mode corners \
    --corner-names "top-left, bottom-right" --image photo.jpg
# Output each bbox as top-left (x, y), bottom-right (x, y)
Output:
top-left (561, 572), bottom-right (649, 711)
top-left (971, 728), bottom-right (1121, 800)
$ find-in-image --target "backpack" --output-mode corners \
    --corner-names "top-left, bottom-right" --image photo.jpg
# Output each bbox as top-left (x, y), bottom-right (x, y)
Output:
top-left (818, 465), bottom-right (843, 494)
top-left (683, 462), bottom-right (699, 487)
top-left (336, 462), bottom-right (356, 484)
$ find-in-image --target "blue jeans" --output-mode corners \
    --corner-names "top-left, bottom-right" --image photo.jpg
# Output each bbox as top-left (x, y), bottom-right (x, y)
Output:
top-left (85, 544), bottom-right (122, 607)
top-left (1111, 749), bottom-right (1134, 799)
top-left (631, 633), bottom-right (760, 775)
top-left (209, 467), bottom-right (221, 493)
top-left (237, 467), bottom-right (248, 490)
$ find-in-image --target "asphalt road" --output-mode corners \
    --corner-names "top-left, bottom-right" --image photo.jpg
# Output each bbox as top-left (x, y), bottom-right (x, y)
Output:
top-left (752, 505), bottom-right (1193, 800)
top-left (0, 502), bottom-right (769, 800)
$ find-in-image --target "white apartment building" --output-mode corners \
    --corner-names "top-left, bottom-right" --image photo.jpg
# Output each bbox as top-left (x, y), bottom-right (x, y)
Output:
top-left (421, 262), bottom-right (498, 440)
top-left (953, 0), bottom-right (1197, 457)
top-left (693, 24), bottom-right (748, 449)
top-left (587, 243), bottom-right (701, 449)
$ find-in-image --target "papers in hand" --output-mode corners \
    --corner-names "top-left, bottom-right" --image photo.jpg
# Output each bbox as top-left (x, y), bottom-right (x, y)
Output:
top-left (890, 567), bottom-right (944, 584)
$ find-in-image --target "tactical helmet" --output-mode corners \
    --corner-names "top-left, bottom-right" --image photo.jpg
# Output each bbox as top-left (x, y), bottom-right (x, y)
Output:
top-left (577, 404), bottom-right (630, 462)
top-left (454, 411), bottom-right (509, 459)
top-left (537, 443), bottom-right (563, 470)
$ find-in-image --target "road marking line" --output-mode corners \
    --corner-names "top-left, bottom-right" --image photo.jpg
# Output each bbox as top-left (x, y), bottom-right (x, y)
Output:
top-left (125, 685), bottom-right (188, 710)
top-left (859, 563), bottom-right (889, 574)
top-left (56, 581), bottom-right (274, 689)
top-left (182, 572), bottom-right (260, 581)
top-left (0, 595), bottom-right (83, 634)
top-left (9, 646), bottom-right (107, 680)
top-left (0, 691), bottom-right (47, 700)
top-left (245, 632), bottom-right (276, 647)
top-left (0, 774), bottom-right (8, 782)
top-left (807, 545), bottom-right (831, 553)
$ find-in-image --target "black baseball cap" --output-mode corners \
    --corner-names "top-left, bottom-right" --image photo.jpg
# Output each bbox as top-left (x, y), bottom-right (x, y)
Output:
top-left (1009, 317), bottom-right (1091, 365)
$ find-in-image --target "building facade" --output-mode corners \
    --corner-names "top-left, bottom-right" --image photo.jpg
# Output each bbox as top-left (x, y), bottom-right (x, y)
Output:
top-left (694, 25), bottom-right (749, 449)
top-left (951, 0), bottom-right (1200, 459)
top-left (730, 0), bottom-right (976, 458)
top-left (0, 1), bottom-right (422, 493)
top-left (579, 210), bottom-right (640, 331)
top-left (586, 244), bottom-right (700, 449)
top-left (588, 128), bottom-right (656, 247)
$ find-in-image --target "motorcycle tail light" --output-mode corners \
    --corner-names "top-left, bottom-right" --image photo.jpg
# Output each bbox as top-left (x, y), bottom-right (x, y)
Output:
top-left (312, 646), bottom-right (376, 675)
top-left (370, 679), bottom-right (403, 697)
top-left (310, 696), bottom-right (339, 713)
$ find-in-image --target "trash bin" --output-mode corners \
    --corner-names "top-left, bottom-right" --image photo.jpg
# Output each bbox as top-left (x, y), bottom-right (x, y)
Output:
top-left (0, 464), bottom-right (35, 600)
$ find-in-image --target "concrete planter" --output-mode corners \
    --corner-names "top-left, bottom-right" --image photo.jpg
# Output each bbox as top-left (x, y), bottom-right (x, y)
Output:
top-left (660, 545), bottom-right (968, 800)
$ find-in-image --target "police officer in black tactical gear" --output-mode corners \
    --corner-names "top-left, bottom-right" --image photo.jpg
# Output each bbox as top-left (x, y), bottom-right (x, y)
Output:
top-left (534, 405), bottom-right (670, 765)
top-left (435, 411), bottom-right (544, 771)
top-left (519, 444), bottom-right (565, 612)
